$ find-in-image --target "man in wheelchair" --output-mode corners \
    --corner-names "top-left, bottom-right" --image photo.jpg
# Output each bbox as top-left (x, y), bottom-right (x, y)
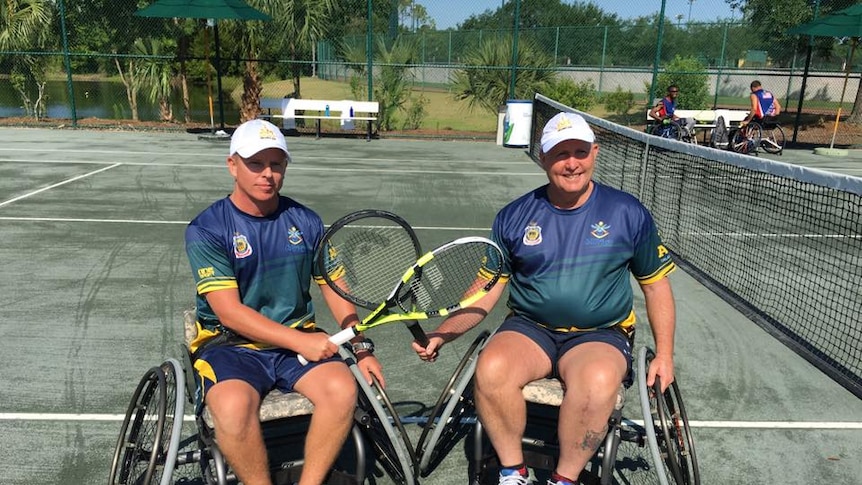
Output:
top-left (184, 119), bottom-right (384, 485)
top-left (649, 84), bottom-right (696, 140)
top-left (740, 79), bottom-right (781, 129)
top-left (412, 112), bottom-right (677, 485)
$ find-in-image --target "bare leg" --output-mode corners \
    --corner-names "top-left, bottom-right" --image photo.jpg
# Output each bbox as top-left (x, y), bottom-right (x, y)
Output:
top-left (293, 361), bottom-right (358, 485)
top-left (473, 331), bottom-right (551, 468)
top-left (206, 379), bottom-right (272, 485)
top-left (554, 342), bottom-right (627, 480)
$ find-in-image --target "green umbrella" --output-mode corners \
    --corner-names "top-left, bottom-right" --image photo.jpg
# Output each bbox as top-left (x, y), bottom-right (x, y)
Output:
top-left (787, 4), bottom-right (862, 149)
top-left (135, 0), bottom-right (272, 131)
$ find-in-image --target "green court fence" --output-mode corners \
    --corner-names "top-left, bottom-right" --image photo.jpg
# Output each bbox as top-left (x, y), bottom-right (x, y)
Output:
top-left (0, 0), bottom-right (859, 145)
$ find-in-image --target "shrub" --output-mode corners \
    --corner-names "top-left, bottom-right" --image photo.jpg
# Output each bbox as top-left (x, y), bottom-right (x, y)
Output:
top-left (655, 56), bottom-right (710, 109)
top-left (603, 86), bottom-right (636, 116)
top-left (542, 77), bottom-right (597, 112)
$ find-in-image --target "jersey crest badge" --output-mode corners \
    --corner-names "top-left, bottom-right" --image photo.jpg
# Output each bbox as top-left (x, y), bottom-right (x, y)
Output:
top-left (523, 222), bottom-right (543, 246)
top-left (287, 226), bottom-right (303, 245)
top-left (233, 233), bottom-right (253, 258)
top-left (590, 221), bottom-right (611, 239)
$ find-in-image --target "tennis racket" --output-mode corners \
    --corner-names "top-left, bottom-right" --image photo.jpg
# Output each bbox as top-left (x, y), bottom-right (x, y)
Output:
top-left (300, 213), bottom-right (504, 364)
top-left (315, 209), bottom-right (426, 344)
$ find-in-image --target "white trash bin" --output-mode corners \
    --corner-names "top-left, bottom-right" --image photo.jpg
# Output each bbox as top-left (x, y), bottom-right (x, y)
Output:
top-left (503, 99), bottom-right (533, 148)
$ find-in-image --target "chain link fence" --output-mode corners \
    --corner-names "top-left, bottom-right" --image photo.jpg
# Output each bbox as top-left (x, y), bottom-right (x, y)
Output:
top-left (1, 0), bottom-right (859, 146)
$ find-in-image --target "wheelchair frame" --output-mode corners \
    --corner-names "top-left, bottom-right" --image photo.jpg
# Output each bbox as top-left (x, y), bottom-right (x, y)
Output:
top-left (109, 310), bottom-right (419, 485)
top-left (416, 332), bottom-right (701, 485)
top-left (110, 312), bottom-right (701, 485)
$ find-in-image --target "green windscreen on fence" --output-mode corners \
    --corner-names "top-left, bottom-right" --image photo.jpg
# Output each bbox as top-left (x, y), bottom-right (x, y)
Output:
top-left (530, 94), bottom-right (862, 399)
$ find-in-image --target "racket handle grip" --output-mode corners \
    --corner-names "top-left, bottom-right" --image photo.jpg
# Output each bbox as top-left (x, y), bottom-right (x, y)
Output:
top-left (405, 320), bottom-right (429, 347)
top-left (298, 327), bottom-right (359, 366)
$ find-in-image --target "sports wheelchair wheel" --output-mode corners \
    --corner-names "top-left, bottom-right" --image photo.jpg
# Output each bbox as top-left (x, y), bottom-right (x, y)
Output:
top-left (760, 123), bottom-right (785, 154)
top-left (110, 358), bottom-right (186, 485)
top-left (351, 356), bottom-right (417, 485)
top-left (730, 124), bottom-right (761, 154)
top-left (638, 347), bottom-right (700, 485)
top-left (651, 121), bottom-right (681, 141)
top-left (416, 331), bottom-right (489, 476)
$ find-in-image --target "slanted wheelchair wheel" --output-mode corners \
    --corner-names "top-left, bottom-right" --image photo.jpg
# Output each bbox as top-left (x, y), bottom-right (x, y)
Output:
top-left (638, 347), bottom-right (700, 485)
top-left (416, 331), bottom-right (489, 476)
top-left (651, 122), bottom-right (681, 141)
top-left (760, 124), bottom-right (785, 154)
top-left (110, 366), bottom-right (168, 485)
top-left (157, 358), bottom-right (186, 485)
top-left (730, 124), bottom-right (761, 154)
top-left (353, 362), bottom-right (417, 485)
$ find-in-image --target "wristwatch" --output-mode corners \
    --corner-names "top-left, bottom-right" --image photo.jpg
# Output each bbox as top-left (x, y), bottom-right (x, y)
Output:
top-left (352, 339), bottom-right (375, 354)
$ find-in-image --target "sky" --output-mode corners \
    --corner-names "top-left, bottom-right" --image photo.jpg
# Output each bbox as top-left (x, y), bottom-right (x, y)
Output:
top-left (421, 0), bottom-right (740, 30)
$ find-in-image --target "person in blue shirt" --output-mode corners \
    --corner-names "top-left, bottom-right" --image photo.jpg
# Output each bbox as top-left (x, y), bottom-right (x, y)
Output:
top-left (741, 80), bottom-right (781, 127)
top-left (649, 84), bottom-right (696, 136)
top-left (413, 112), bottom-right (677, 485)
top-left (185, 119), bottom-right (383, 485)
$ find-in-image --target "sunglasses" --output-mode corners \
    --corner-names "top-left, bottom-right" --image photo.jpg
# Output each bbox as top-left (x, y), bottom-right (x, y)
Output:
top-left (669, 90), bottom-right (679, 93)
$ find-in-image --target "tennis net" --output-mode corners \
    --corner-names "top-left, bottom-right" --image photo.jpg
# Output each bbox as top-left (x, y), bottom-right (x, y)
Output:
top-left (531, 94), bottom-right (862, 399)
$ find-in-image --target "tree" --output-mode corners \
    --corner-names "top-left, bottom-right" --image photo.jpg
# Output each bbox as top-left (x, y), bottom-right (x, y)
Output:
top-left (729, 0), bottom-right (862, 121)
top-left (451, 36), bottom-right (556, 115)
top-left (656, 56), bottom-right (711, 109)
top-left (0, 0), bottom-right (53, 119)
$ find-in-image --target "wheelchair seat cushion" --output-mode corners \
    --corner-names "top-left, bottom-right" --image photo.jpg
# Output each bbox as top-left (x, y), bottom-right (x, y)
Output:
top-left (522, 378), bottom-right (625, 411)
top-left (202, 389), bottom-right (315, 428)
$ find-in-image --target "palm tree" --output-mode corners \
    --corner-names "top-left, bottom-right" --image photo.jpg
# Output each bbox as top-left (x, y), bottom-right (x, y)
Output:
top-left (235, 0), bottom-right (335, 121)
top-left (452, 36), bottom-right (556, 115)
top-left (0, 0), bottom-right (53, 119)
top-left (136, 38), bottom-right (178, 122)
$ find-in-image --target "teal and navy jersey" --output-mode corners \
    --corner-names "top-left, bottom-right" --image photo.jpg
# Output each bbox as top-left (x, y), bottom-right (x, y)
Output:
top-left (491, 182), bottom-right (675, 331)
top-left (184, 196), bottom-right (325, 350)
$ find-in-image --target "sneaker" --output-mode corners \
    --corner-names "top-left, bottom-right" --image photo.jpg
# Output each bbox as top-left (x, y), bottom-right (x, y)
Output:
top-left (498, 468), bottom-right (531, 485)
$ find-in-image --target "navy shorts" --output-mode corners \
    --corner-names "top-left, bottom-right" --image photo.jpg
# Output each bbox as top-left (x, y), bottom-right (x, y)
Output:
top-left (496, 315), bottom-right (633, 384)
top-left (193, 345), bottom-right (341, 404)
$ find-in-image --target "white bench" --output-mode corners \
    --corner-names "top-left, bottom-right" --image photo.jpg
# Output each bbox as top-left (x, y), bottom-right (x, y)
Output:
top-left (260, 98), bottom-right (379, 141)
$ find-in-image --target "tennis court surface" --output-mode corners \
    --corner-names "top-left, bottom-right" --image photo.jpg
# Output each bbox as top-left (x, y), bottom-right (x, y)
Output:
top-left (0, 120), bottom-right (860, 484)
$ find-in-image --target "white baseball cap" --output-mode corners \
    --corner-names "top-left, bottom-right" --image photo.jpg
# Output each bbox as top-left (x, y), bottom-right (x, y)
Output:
top-left (229, 119), bottom-right (290, 159)
top-left (540, 112), bottom-right (595, 154)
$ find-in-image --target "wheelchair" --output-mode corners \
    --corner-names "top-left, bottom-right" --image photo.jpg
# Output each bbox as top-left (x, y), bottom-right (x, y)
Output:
top-left (754, 119), bottom-right (785, 155)
top-left (729, 123), bottom-right (762, 155)
top-left (109, 309), bottom-right (418, 485)
top-left (650, 120), bottom-right (697, 145)
top-left (415, 331), bottom-right (700, 485)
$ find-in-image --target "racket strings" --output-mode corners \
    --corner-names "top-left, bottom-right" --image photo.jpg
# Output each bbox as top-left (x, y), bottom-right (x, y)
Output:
top-left (398, 241), bottom-right (503, 312)
top-left (325, 225), bottom-right (418, 306)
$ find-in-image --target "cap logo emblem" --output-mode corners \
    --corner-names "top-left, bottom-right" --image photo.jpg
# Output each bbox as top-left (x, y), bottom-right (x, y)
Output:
top-left (258, 126), bottom-right (277, 140)
top-left (556, 117), bottom-right (572, 131)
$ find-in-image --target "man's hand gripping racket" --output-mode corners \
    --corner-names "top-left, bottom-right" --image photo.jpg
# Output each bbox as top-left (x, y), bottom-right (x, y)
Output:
top-left (299, 210), bottom-right (504, 365)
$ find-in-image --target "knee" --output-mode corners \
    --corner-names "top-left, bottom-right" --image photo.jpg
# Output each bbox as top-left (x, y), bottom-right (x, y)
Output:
top-left (565, 364), bottom-right (623, 405)
top-left (474, 351), bottom-right (514, 392)
top-left (307, 365), bottom-right (357, 411)
top-left (206, 383), bottom-right (261, 437)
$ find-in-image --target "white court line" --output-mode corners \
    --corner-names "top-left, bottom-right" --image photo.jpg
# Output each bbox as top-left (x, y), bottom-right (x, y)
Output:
top-left (0, 159), bottom-right (540, 176)
top-left (0, 413), bottom-right (860, 429)
top-left (683, 232), bottom-right (861, 239)
top-left (0, 163), bottom-right (121, 209)
top-left (0, 151), bottom-right (535, 166)
top-left (0, 216), bottom-right (492, 232)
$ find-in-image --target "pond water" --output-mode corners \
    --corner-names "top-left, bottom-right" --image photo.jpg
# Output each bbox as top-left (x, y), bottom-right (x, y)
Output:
top-left (0, 78), bottom-right (240, 124)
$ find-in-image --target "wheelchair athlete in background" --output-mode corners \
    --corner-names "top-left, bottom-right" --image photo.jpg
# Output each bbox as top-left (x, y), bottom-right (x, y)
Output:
top-left (413, 112), bottom-right (678, 485)
top-left (649, 85), bottom-right (697, 143)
